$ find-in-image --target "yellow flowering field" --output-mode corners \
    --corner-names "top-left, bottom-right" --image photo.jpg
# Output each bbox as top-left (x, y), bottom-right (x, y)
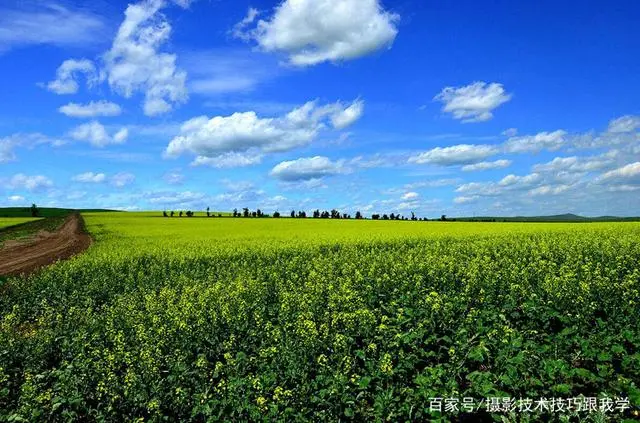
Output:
top-left (0, 213), bottom-right (639, 421)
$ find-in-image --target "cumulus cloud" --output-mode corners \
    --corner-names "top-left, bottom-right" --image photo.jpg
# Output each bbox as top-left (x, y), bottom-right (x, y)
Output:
top-left (236, 0), bottom-right (399, 66)
top-left (434, 82), bottom-right (512, 123)
top-left (46, 59), bottom-right (100, 94)
top-left (4, 174), bottom-right (53, 191)
top-left (166, 100), bottom-right (363, 167)
top-left (0, 3), bottom-right (106, 53)
top-left (462, 159), bottom-right (511, 172)
top-left (59, 101), bottom-right (122, 118)
top-left (607, 115), bottom-right (640, 133)
top-left (504, 130), bottom-right (567, 153)
top-left (408, 144), bottom-right (498, 166)
top-left (270, 156), bottom-right (347, 181)
top-left (532, 154), bottom-right (615, 174)
top-left (0, 133), bottom-right (63, 163)
top-left (69, 121), bottom-right (128, 147)
top-left (72, 172), bottom-right (107, 183)
top-left (104, 0), bottom-right (189, 116)
top-left (401, 192), bottom-right (419, 200)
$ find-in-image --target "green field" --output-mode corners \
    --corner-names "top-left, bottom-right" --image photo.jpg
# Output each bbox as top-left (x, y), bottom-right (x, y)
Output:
top-left (1, 213), bottom-right (639, 421)
top-left (0, 218), bottom-right (42, 230)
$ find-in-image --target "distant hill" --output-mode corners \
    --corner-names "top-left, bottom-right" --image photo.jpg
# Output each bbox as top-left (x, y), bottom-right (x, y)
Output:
top-left (455, 213), bottom-right (640, 222)
top-left (0, 207), bottom-right (118, 218)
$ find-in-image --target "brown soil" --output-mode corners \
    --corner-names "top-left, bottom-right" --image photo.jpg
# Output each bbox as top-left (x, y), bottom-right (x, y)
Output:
top-left (0, 214), bottom-right (92, 277)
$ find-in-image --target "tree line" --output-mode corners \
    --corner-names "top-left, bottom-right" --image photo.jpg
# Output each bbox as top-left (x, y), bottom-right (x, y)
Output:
top-left (162, 208), bottom-right (456, 221)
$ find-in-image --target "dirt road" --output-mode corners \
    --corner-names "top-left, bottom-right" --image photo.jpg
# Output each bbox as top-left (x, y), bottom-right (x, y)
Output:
top-left (0, 214), bottom-right (92, 276)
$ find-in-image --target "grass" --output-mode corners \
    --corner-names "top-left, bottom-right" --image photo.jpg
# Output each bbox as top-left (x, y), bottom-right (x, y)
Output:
top-left (0, 216), bottom-right (66, 246)
top-left (0, 218), bottom-right (42, 230)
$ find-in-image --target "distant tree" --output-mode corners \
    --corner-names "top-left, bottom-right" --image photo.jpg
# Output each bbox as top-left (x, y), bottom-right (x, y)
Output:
top-left (297, 211), bottom-right (307, 218)
top-left (273, 211), bottom-right (281, 218)
top-left (342, 213), bottom-right (348, 219)
top-left (440, 214), bottom-right (447, 221)
top-left (251, 211), bottom-right (257, 218)
top-left (382, 214), bottom-right (389, 220)
top-left (390, 213), bottom-right (396, 220)
top-left (218, 214), bottom-right (222, 217)
top-left (313, 209), bottom-right (320, 218)
top-left (256, 209), bottom-right (263, 218)
top-left (206, 207), bottom-right (210, 217)
top-left (30, 203), bottom-right (39, 217)
top-left (411, 212), bottom-right (416, 221)
top-left (233, 208), bottom-right (238, 218)
top-left (186, 211), bottom-right (194, 217)
top-left (243, 208), bottom-right (249, 218)
top-left (179, 211), bottom-right (183, 217)
top-left (291, 210), bottom-right (296, 218)
top-left (163, 210), bottom-right (168, 217)
top-left (355, 211), bottom-right (362, 220)
top-left (170, 211), bottom-right (175, 217)
top-left (371, 214), bottom-right (380, 220)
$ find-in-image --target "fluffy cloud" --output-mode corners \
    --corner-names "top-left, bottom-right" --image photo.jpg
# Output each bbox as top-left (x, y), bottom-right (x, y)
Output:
top-left (270, 156), bottom-right (347, 181)
top-left (330, 100), bottom-right (365, 129)
top-left (103, 0), bottom-right (189, 116)
top-left (166, 100), bottom-right (363, 167)
top-left (408, 144), bottom-right (498, 166)
top-left (607, 115), bottom-right (640, 133)
top-left (72, 172), bottom-right (107, 183)
top-left (504, 130), bottom-right (567, 153)
top-left (0, 3), bottom-right (106, 53)
top-left (59, 101), bottom-right (122, 118)
top-left (4, 174), bottom-right (53, 191)
top-left (46, 59), bottom-right (99, 94)
top-left (598, 162), bottom-right (640, 183)
top-left (434, 82), bottom-right (512, 123)
top-left (236, 0), bottom-right (399, 66)
top-left (462, 159), bottom-right (511, 172)
top-left (532, 154), bottom-right (615, 174)
top-left (7, 195), bottom-right (25, 202)
top-left (69, 121), bottom-right (128, 147)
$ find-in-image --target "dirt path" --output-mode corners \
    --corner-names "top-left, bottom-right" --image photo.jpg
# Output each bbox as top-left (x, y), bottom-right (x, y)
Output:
top-left (0, 214), bottom-right (92, 276)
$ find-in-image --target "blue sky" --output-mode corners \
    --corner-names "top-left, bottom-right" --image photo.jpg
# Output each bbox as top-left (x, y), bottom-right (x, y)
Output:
top-left (1, 0), bottom-right (639, 217)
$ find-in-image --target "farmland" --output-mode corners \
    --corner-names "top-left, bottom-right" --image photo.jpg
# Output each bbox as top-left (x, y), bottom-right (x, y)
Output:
top-left (1, 213), bottom-right (639, 421)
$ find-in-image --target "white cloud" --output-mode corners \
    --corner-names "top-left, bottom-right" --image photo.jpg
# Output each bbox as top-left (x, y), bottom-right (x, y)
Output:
top-left (499, 173), bottom-right (542, 187)
top-left (401, 192), bottom-right (419, 200)
top-left (408, 144), bottom-right (498, 166)
top-left (0, 3), bottom-right (106, 53)
top-left (5, 174), bottom-right (53, 191)
top-left (454, 196), bottom-right (479, 204)
top-left (72, 172), bottom-right (107, 183)
top-left (0, 133), bottom-right (63, 163)
top-left (59, 101), bottom-right (122, 118)
top-left (607, 115), bottom-right (640, 133)
top-left (462, 159), bottom-right (511, 172)
top-left (504, 130), bottom-right (567, 153)
top-left (69, 121), bottom-right (128, 147)
top-left (434, 82), bottom-right (512, 123)
top-left (532, 154), bottom-right (615, 174)
top-left (270, 156), bottom-right (347, 181)
top-left (598, 162), bottom-right (640, 182)
top-left (163, 171), bottom-right (185, 185)
top-left (237, 0), bottom-right (400, 66)
top-left (502, 128), bottom-right (518, 137)
top-left (111, 172), bottom-right (136, 188)
top-left (103, 0), bottom-right (188, 116)
top-left (8, 195), bottom-right (25, 202)
top-left (46, 59), bottom-right (99, 94)
top-left (166, 100), bottom-right (362, 166)
top-left (192, 152), bottom-right (264, 168)
top-left (528, 185), bottom-right (571, 196)
top-left (330, 100), bottom-right (365, 129)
